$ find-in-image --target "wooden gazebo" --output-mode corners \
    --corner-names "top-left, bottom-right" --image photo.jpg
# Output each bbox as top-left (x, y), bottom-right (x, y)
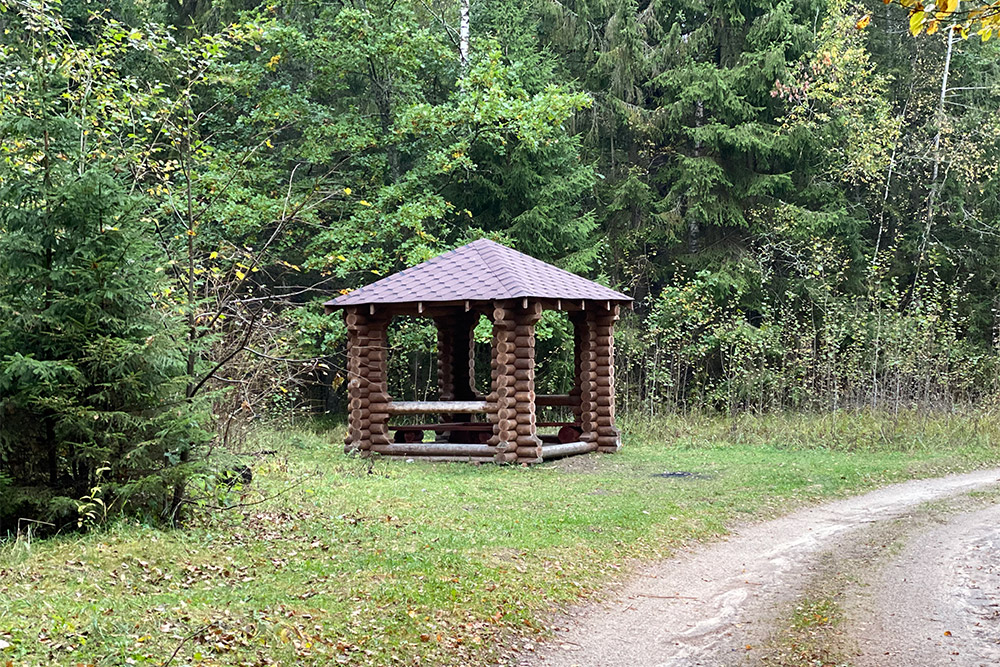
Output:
top-left (324, 239), bottom-right (632, 464)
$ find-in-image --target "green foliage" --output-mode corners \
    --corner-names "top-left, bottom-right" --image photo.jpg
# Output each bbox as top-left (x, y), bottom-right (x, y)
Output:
top-left (628, 262), bottom-right (998, 414)
top-left (0, 168), bottom-right (211, 526)
top-left (0, 0), bottom-right (212, 529)
top-left (5, 0), bottom-right (1000, 494)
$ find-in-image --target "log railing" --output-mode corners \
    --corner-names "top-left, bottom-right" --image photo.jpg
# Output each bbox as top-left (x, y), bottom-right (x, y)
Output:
top-left (386, 400), bottom-right (488, 415)
top-left (372, 443), bottom-right (495, 457)
top-left (540, 441), bottom-right (597, 460)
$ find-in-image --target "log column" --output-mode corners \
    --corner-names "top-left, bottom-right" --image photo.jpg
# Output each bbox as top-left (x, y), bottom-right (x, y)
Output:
top-left (591, 304), bottom-right (621, 452)
top-left (568, 311), bottom-right (586, 424)
top-left (577, 304), bottom-right (621, 451)
top-left (344, 307), bottom-right (363, 453)
top-left (488, 301), bottom-right (518, 463)
top-left (511, 301), bottom-right (543, 463)
top-left (435, 315), bottom-right (457, 402)
top-left (343, 307), bottom-right (392, 455)
top-left (489, 301), bottom-right (541, 463)
top-left (435, 312), bottom-right (478, 401)
top-left (435, 312), bottom-right (479, 441)
top-left (577, 312), bottom-right (598, 445)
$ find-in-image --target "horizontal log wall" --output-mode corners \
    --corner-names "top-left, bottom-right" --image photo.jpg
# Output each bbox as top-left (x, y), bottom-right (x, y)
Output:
top-left (371, 443), bottom-right (495, 457)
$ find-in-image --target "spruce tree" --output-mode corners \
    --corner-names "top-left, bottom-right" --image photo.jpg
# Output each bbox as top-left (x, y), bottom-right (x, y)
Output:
top-left (0, 170), bottom-right (212, 527)
top-left (0, 3), bottom-right (211, 528)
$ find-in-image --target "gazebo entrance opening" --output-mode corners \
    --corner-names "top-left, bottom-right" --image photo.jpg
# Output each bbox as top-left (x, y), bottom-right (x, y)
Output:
top-left (326, 239), bottom-right (631, 464)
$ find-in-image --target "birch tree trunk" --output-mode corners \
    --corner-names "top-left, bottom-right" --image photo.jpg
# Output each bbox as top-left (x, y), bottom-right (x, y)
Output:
top-left (459, 0), bottom-right (470, 69)
top-left (913, 28), bottom-right (955, 289)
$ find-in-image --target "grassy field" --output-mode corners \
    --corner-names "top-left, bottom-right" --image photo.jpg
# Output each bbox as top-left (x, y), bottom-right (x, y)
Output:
top-left (2, 410), bottom-right (1000, 666)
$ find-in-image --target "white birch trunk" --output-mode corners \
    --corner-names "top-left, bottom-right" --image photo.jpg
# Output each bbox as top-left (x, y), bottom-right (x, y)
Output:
top-left (914, 28), bottom-right (955, 289)
top-left (459, 0), bottom-right (470, 69)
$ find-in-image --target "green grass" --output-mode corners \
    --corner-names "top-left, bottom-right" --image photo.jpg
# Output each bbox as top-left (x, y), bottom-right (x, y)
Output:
top-left (761, 595), bottom-right (852, 667)
top-left (2, 410), bottom-right (1000, 666)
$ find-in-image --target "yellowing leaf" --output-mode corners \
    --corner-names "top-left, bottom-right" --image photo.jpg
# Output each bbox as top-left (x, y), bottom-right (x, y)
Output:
top-left (927, 18), bottom-right (940, 33)
top-left (209, 251), bottom-right (218, 259)
top-left (360, 200), bottom-right (371, 206)
top-left (910, 10), bottom-right (927, 34)
top-left (344, 187), bottom-right (352, 195)
top-left (235, 270), bottom-right (246, 280)
top-left (856, 14), bottom-right (872, 29)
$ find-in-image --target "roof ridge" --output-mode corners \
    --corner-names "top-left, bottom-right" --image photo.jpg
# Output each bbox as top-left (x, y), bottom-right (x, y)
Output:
top-left (470, 240), bottom-right (516, 301)
top-left (483, 239), bottom-right (542, 298)
top-left (483, 239), bottom-right (593, 297)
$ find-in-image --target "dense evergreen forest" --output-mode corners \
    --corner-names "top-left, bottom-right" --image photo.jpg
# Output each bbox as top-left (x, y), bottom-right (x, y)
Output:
top-left (2, 0), bottom-right (1000, 524)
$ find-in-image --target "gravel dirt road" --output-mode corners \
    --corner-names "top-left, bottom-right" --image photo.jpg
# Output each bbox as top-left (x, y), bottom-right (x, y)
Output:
top-left (848, 501), bottom-right (1000, 666)
top-left (519, 468), bottom-right (1000, 667)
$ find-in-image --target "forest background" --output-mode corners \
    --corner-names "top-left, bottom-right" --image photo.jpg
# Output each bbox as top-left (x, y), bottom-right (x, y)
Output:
top-left (2, 0), bottom-right (1000, 525)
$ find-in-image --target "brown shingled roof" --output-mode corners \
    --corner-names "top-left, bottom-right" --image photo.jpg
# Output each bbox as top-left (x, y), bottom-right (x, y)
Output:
top-left (324, 239), bottom-right (631, 309)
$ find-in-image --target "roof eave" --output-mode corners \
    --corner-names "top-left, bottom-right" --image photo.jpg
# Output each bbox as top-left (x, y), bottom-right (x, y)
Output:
top-left (324, 294), bottom-right (633, 311)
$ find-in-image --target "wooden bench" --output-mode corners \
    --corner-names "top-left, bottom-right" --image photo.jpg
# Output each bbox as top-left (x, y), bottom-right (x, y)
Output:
top-left (390, 422), bottom-right (583, 445)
